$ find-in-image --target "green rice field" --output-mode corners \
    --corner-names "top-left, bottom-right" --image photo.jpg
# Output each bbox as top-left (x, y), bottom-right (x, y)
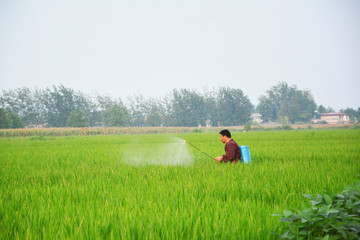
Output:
top-left (1, 129), bottom-right (360, 239)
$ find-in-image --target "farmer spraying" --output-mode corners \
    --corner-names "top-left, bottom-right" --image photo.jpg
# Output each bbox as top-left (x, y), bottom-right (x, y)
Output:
top-left (185, 129), bottom-right (250, 163)
top-left (215, 129), bottom-right (241, 163)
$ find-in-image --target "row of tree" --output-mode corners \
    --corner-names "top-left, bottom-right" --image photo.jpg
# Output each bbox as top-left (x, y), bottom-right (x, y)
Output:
top-left (0, 108), bottom-right (24, 129)
top-left (0, 82), bottom-right (358, 128)
top-left (0, 85), bottom-right (252, 128)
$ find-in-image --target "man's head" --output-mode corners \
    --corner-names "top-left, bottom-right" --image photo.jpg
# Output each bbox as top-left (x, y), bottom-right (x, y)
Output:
top-left (219, 129), bottom-right (231, 143)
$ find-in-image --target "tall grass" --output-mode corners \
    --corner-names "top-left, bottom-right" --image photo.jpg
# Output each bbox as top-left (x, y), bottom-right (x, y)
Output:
top-left (1, 130), bottom-right (359, 239)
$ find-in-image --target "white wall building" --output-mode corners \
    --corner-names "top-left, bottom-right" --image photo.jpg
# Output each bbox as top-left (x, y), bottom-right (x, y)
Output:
top-left (250, 113), bottom-right (262, 124)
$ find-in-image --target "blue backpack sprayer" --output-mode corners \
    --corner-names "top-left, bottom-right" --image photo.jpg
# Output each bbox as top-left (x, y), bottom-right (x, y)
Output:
top-left (184, 140), bottom-right (251, 164)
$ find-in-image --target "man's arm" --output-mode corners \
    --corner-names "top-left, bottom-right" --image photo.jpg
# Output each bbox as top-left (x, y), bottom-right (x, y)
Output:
top-left (215, 156), bottom-right (223, 162)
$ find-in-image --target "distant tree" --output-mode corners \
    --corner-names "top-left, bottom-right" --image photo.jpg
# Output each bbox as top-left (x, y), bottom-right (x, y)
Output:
top-left (95, 95), bottom-right (116, 126)
top-left (161, 95), bottom-right (173, 127)
top-left (340, 107), bottom-right (360, 122)
top-left (203, 89), bottom-right (219, 127)
top-left (42, 85), bottom-right (95, 127)
top-left (167, 89), bottom-right (206, 127)
top-left (67, 110), bottom-right (89, 127)
top-left (340, 107), bottom-right (356, 116)
top-left (0, 108), bottom-right (10, 128)
top-left (106, 104), bottom-right (128, 127)
top-left (317, 105), bottom-right (327, 114)
top-left (95, 95), bottom-right (129, 127)
top-left (0, 86), bottom-right (100, 127)
top-left (42, 86), bottom-right (74, 127)
top-left (217, 87), bottom-right (253, 126)
top-left (127, 95), bottom-right (147, 127)
top-left (144, 98), bottom-right (165, 127)
top-left (278, 115), bottom-right (291, 128)
top-left (326, 106), bottom-right (335, 113)
top-left (7, 111), bottom-right (25, 128)
top-left (318, 105), bottom-right (335, 113)
top-left (127, 94), bottom-right (165, 127)
top-left (0, 88), bottom-right (46, 126)
top-left (289, 90), bottom-right (317, 122)
top-left (0, 108), bottom-right (24, 129)
top-left (257, 82), bottom-right (316, 123)
top-left (256, 95), bottom-right (276, 123)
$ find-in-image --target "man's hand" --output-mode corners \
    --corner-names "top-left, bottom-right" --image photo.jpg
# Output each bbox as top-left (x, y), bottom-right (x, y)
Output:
top-left (215, 156), bottom-right (223, 162)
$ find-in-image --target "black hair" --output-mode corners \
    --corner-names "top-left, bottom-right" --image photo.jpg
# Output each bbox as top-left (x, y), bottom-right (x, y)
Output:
top-left (219, 129), bottom-right (231, 138)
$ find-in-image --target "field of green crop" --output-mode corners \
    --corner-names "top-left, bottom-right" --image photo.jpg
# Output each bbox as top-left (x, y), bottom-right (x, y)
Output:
top-left (1, 129), bottom-right (360, 239)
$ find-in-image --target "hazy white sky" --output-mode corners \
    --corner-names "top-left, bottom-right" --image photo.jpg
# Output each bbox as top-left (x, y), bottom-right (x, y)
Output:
top-left (1, 0), bottom-right (359, 110)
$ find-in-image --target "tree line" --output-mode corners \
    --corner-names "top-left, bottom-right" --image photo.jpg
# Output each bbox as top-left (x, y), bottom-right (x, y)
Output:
top-left (0, 82), bottom-right (359, 128)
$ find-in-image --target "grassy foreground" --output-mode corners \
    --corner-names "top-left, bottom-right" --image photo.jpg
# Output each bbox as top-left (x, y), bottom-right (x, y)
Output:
top-left (1, 129), bottom-right (360, 239)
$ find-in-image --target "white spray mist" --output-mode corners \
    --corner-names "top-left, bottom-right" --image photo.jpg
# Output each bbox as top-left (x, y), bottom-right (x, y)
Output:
top-left (122, 137), bottom-right (193, 166)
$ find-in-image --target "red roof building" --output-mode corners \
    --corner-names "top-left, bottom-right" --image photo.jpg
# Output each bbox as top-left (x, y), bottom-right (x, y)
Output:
top-left (313, 112), bottom-right (350, 124)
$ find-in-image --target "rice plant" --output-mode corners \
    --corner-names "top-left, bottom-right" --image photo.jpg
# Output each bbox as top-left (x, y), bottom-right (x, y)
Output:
top-left (0, 129), bottom-right (359, 239)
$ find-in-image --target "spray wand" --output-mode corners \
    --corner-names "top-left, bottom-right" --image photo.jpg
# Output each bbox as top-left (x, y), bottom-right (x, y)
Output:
top-left (184, 140), bottom-right (215, 160)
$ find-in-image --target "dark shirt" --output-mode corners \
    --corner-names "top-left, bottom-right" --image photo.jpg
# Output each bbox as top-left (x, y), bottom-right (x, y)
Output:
top-left (222, 139), bottom-right (241, 163)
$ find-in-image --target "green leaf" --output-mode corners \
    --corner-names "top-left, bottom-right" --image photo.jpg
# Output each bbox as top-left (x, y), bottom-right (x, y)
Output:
top-left (303, 194), bottom-right (314, 200)
top-left (279, 218), bottom-right (291, 223)
top-left (311, 200), bottom-right (322, 206)
top-left (327, 209), bottom-right (339, 214)
top-left (347, 232), bottom-right (358, 239)
top-left (319, 205), bottom-right (331, 214)
top-left (269, 231), bottom-right (280, 236)
top-left (348, 221), bottom-right (360, 227)
top-left (284, 210), bottom-right (293, 218)
top-left (288, 224), bottom-right (298, 234)
top-left (339, 229), bottom-right (347, 238)
top-left (289, 214), bottom-right (298, 221)
top-left (311, 206), bottom-right (319, 212)
top-left (328, 235), bottom-right (341, 240)
top-left (300, 218), bottom-right (308, 223)
top-left (272, 213), bottom-right (283, 217)
top-left (324, 193), bottom-right (333, 205)
top-left (337, 194), bottom-right (345, 199)
top-left (281, 230), bottom-right (290, 239)
top-left (312, 217), bottom-right (323, 222)
top-left (316, 194), bottom-right (324, 202)
top-left (321, 235), bottom-right (329, 240)
top-left (350, 227), bottom-right (358, 233)
top-left (330, 222), bottom-right (346, 229)
top-left (345, 199), bottom-right (353, 209)
top-left (300, 212), bottom-right (312, 222)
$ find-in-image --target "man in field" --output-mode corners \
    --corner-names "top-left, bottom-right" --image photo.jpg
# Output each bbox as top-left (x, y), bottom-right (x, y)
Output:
top-left (215, 129), bottom-right (241, 163)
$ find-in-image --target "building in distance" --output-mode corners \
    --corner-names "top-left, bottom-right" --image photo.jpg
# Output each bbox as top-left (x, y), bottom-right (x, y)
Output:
top-left (250, 113), bottom-right (262, 124)
top-left (312, 112), bottom-right (350, 124)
